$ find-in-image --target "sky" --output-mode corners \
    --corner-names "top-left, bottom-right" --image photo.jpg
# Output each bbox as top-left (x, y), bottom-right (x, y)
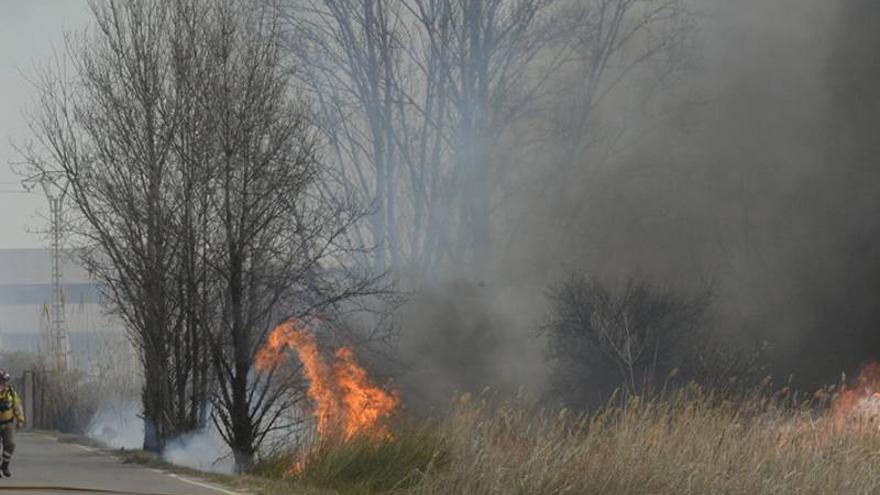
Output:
top-left (0, 1), bottom-right (90, 249)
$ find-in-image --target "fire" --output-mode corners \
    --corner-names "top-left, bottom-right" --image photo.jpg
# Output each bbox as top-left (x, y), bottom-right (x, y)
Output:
top-left (830, 362), bottom-right (880, 428)
top-left (774, 362), bottom-right (880, 448)
top-left (256, 319), bottom-right (399, 441)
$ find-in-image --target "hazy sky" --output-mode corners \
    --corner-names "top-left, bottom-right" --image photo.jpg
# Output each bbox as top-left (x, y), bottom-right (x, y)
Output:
top-left (0, 1), bottom-right (90, 249)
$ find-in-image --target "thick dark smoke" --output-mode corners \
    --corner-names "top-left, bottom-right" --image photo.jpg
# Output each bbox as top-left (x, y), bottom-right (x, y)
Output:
top-left (511, 0), bottom-right (880, 388)
top-left (790, 0), bottom-right (880, 385)
top-left (393, 0), bottom-right (880, 406)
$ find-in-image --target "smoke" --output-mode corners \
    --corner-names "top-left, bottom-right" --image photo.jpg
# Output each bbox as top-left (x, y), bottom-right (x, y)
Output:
top-left (86, 400), bottom-right (234, 474)
top-left (86, 399), bottom-right (143, 450)
top-left (499, 0), bottom-right (880, 388)
top-left (162, 429), bottom-right (235, 475)
top-left (786, 0), bottom-right (880, 385)
top-left (394, 281), bottom-right (549, 410)
top-left (389, 0), bottom-right (880, 402)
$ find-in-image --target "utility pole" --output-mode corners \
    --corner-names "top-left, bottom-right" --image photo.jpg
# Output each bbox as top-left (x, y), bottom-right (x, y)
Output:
top-left (21, 175), bottom-right (70, 372)
top-left (45, 188), bottom-right (70, 372)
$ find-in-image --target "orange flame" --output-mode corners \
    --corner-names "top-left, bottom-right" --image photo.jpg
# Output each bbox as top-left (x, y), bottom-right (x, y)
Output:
top-left (830, 362), bottom-right (880, 428)
top-left (256, 319), bottom-right (399, 441)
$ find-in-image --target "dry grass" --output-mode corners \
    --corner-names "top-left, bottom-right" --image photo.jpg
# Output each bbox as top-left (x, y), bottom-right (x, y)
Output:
top-left (406, 387), bottom-right (880, 495)
top-left (233, 385), bottom-right (880, 494)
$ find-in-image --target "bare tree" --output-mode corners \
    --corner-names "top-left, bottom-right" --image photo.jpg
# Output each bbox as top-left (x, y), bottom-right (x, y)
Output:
top-left (159, 0), bottom-right (383, 470)
top-left (418, 0), bottom-right (562, 272)
top-left (541, 0), bottom-right (693, 232)
top-left (544, 272), bottom-right (711, 401)
top-left (283, 0), bottom-right (561, 280)
top-left (166, 0), bottom-right (222, 433)
top-left (282, 0), bottom-right (411, 275)
top-left (555, 0), bottom-right (691, 146)
top-left (21, 0), bottom-right (385, 466)
top-left (195, 0), bottom-right (322, 470)
top-left (284, 0), bottom-right (390, 277)
top-left (18, 0), bottom-right (208, 451)
top-left (284, 0), bottom-right (692, 283)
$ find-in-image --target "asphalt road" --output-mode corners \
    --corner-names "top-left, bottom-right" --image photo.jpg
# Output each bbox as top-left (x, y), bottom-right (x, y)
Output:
top-left (0, 432), bottom-right (244, 495)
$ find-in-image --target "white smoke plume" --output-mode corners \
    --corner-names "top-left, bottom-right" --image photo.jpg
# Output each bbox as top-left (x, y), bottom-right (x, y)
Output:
top-left (86, 400), bottom-right (234, 474)
top-left (161, 428), bottom-right (235, 474)
top-left (86, 399), bottom-right (143, 450)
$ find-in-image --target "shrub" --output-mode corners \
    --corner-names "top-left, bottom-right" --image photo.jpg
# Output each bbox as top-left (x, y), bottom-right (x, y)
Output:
top-left (32, 367), bottom-right (101, 433)
top-left (543, 272), bottom-right (714, 405)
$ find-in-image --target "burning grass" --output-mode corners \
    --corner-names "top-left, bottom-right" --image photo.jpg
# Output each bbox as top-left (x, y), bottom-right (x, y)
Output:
top-left (253, 383), bottom-right (880, 494)
top-left (257, 319), bottom-right (400, 444)
top-left (254, 320), bottom-right (880, 494)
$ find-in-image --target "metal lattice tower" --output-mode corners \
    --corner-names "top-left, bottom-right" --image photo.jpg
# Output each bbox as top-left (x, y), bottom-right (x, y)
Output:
top-left (20, 174), bottom-right (71, 371)
top-left (47, 194), bottom-right (70, 371)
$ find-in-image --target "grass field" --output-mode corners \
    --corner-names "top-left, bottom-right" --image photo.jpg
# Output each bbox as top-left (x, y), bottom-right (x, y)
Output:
top-left (249, 385), bottom-right (880, 495)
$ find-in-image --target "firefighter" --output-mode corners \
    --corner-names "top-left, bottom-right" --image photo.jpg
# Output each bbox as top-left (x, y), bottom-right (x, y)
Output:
top-left (0, 370), bottom-right (24, 478)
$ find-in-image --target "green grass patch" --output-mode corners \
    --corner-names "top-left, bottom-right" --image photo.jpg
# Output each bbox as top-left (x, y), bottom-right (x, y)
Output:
top-left (253, 426), bottom-right (449, 495)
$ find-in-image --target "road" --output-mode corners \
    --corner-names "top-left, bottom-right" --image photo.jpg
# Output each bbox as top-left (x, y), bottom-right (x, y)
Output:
top-left (0, 432), bottom-right (244, 495)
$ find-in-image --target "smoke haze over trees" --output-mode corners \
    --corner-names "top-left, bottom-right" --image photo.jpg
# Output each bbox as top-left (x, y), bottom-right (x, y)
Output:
top-left (376, 0), bottom-right (880, 401)
top-left (12, 0), bottom-right (880, 471)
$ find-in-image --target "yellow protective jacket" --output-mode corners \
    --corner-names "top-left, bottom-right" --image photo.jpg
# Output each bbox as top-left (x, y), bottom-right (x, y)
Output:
top-left (0, 386), bottom-right (24, 425)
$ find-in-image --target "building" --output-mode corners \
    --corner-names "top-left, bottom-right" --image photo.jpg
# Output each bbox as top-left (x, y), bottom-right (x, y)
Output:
top-left (0, 248), bottom-right (131, 374)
